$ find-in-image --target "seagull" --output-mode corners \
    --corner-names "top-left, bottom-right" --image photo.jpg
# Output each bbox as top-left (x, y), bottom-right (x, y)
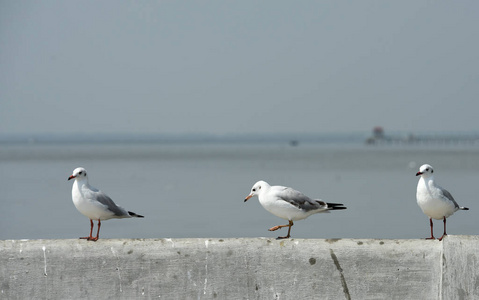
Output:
top-left (416, 164), bottom-right (469, 241)
top-left (68, 167), bottom-right (144, 241)
top-left (244, 180), bottom-right (346, 239)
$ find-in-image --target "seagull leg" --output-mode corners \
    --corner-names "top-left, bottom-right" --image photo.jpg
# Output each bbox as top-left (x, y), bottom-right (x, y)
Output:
top-left (269, 220), bottom-right (294, 239)
top-left (89, 220), bottom-right (100, 242)
top-left (426, 218), bottom-right (435, 240)
top-left (268, 222), bottom-right (290, 232)
top-left (438, 217), bottom-right (447, 241)
top-left (80, 219), bottom-right (94, 240)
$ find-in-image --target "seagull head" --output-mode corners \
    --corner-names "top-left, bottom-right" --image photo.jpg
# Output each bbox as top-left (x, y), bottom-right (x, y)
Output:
top-left (416, 164), bottom-right (434, 177)
top-left (244, 180), bottom-right (269, 202)
top-left (68, 167), bottom-right (88, 181)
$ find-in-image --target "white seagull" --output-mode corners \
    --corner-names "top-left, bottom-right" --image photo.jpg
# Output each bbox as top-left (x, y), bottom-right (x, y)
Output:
top-left (68, 167), bottom-right (144, 241)
top-left (244, 180), bottom-right (346, 239)
top-left (416, 164), bottom-right (469, 241)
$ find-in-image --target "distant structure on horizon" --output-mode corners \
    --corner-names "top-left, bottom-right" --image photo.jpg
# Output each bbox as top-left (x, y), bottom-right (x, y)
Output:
top-left (365, 127), bottom-right (479, 145)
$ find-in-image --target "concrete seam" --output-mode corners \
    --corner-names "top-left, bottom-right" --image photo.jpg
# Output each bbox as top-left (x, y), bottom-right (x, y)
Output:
top-left (330, 249), bottom-right (351, 300)
top-left (439, 240), bottom-right (444, 300)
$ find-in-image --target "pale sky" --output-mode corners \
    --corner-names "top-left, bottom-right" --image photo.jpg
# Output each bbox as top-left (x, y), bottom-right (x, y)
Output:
top-left (1, 1), bottom-right (478, 135)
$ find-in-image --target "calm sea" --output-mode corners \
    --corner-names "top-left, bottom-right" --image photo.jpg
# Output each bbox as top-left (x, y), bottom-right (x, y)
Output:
top-left (1, 140), bottom-right (477, 240)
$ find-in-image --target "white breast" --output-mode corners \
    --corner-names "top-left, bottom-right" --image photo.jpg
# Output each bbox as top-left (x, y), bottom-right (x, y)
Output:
top-left (72, 181), bottom-right (115, 220)
top-left (416, 178), bottom-right (457, 220)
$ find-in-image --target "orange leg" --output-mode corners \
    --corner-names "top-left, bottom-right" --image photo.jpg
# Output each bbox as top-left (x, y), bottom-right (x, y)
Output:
top-left (80, 219), bottom-right (100, 241)
top-left (80, 219), bottom-right (94, 240)
top-left (269, 220), bottom-right (294, 239)
top-left (438, 217), bottom-right (447, 241)
top-left (426, 218), bottom-right (435, 240)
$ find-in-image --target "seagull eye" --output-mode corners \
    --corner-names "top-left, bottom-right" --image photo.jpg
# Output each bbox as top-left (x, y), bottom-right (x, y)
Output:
top-left (252, 188), bottom-right (256, 192)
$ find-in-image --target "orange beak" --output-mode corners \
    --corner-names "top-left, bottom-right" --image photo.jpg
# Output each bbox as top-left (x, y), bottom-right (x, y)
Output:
top-left (68, 175), bottom-right (75, 181)
top-left (244, 194), bottom-right (253, 202)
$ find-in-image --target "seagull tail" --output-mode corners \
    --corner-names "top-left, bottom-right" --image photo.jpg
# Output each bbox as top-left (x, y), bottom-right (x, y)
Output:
top-left (459, 206), bottom-right (469, 211)
top-left (326, 202), bottom-right (347, 210)
top-left (128, 211), bottom-right (145, 218)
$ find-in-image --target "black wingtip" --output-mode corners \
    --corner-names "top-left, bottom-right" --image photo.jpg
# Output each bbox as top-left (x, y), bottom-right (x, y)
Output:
top-left (326, 202), bottom-right (347, 210)
top-left (326, 202), bottom-right (344, 206)
top-left (128, 211), bottom-right (145, 218)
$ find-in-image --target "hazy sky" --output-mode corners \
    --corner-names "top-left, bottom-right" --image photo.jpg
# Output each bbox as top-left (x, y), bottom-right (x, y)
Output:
top-left (1, 1), bottom-right (478, 135)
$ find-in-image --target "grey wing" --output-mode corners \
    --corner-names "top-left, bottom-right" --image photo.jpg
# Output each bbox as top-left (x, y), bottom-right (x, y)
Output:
top-left (439, 186), bottom-right (460, 209)
top-left (93, 190), bottom-right (129, 217)
top-left (276, 187), bottom-right (326, 211)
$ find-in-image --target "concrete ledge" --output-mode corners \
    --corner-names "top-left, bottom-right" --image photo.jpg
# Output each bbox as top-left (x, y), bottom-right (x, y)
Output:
top-left (1, 236), bottom-right (478, 299)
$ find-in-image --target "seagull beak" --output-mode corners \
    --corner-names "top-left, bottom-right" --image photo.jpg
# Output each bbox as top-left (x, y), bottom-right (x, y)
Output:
top-left (244, 194), bottom-right (253, 202)
top-left (68, 175), bottom-right (75, 181)
top-left (416, 172), bottom-right (422, 176)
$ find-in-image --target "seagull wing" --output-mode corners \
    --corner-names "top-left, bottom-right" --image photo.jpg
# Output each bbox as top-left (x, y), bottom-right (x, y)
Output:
top-left (274, 186), bottom-right (326, 211)
top-left (438, 186), bottom-right (460, 209)
top-left (88, 187), bottom-right (129, 217)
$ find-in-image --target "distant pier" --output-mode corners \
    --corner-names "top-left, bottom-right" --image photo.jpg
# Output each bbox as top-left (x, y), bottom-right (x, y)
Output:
top-left (365, 127), bottom-right (479, 145)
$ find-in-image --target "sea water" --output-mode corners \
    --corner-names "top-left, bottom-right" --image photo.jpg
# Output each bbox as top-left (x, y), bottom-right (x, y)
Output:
top-left (1, 141), bottom-right (477, 240)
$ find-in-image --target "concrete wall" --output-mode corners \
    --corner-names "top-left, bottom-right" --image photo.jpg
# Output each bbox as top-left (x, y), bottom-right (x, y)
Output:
top-left (1, 236), bottom-right (478, 299)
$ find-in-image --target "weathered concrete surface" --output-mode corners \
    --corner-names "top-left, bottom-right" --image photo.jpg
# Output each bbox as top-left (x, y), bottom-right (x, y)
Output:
top-left (0, 236), bottom-right (476, 299)
top-left (442, 235), bottom-right (479, 299)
